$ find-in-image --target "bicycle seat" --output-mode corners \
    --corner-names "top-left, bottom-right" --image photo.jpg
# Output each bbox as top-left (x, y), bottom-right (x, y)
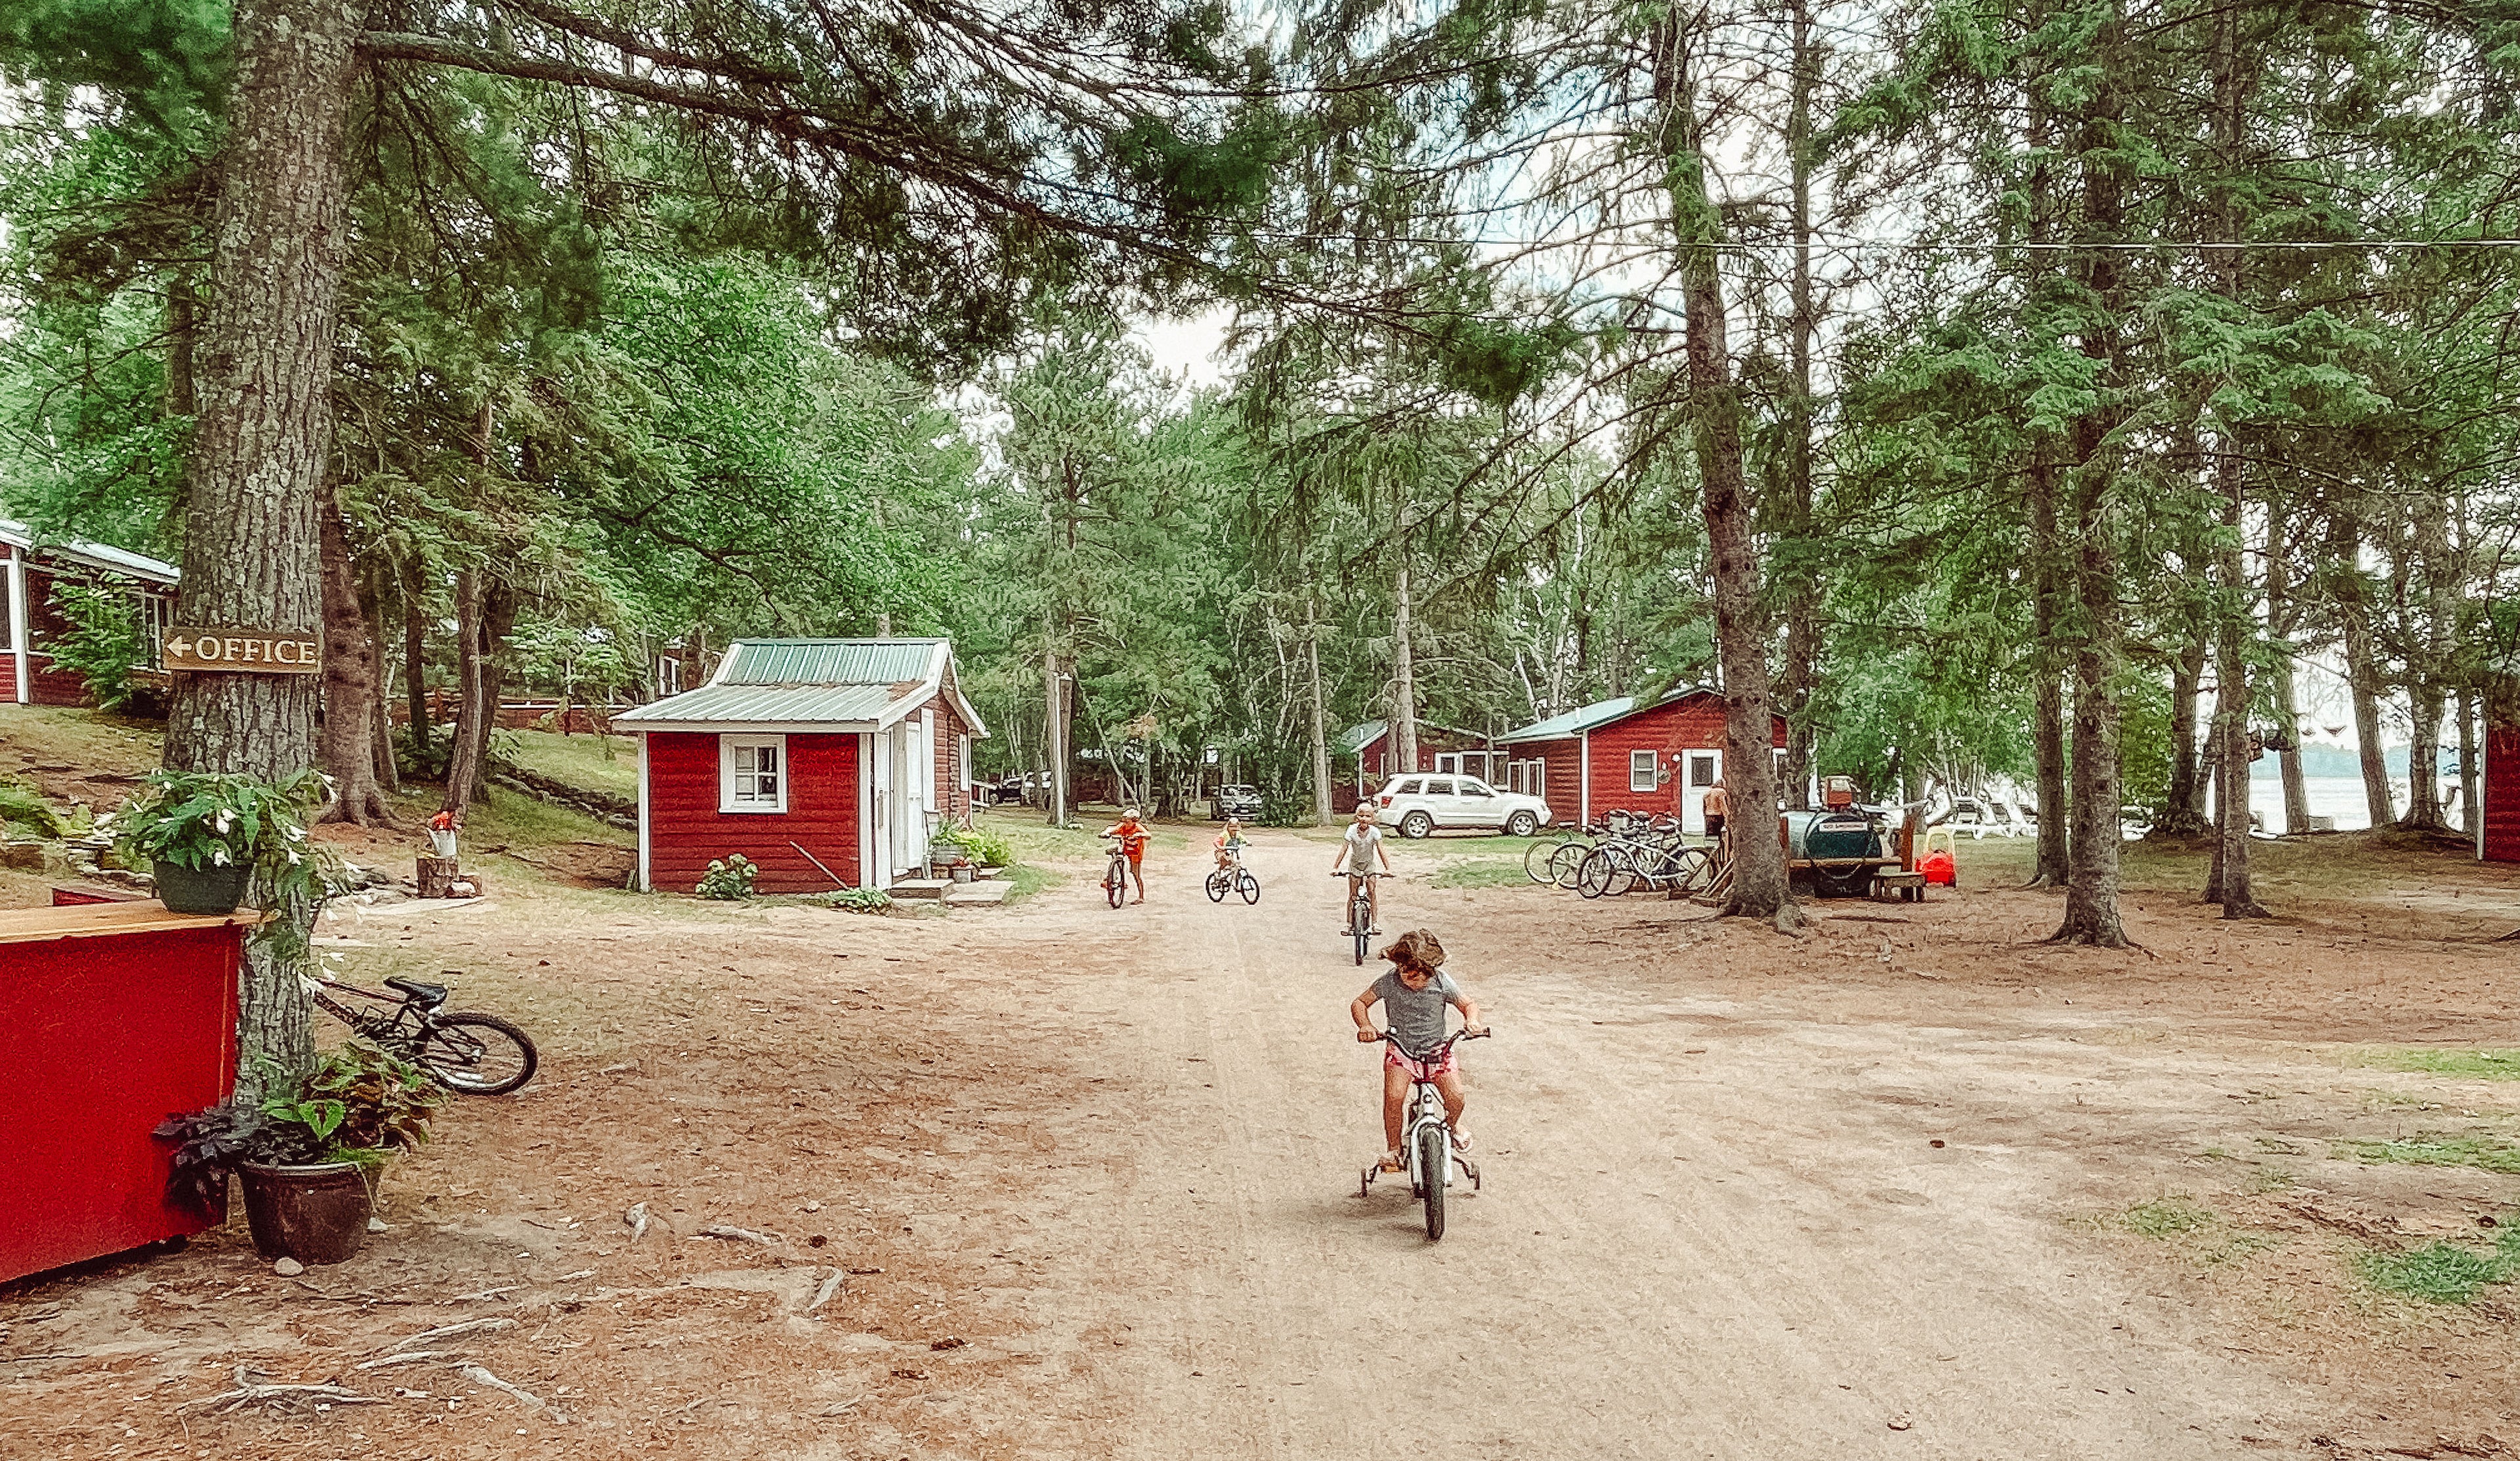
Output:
top-left (384, 976), bottom-right (449, 1008)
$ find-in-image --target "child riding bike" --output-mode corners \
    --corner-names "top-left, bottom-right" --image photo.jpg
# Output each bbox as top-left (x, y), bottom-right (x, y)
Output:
top-left (1350, 929), bottom-right (1484, 1174)
top-left (1102, 807), bottom-right (1152, 904)
top-left (1331, 802), bottom-right (1393, 933)
top-left (1213, 817), bottom-right (1250, 871)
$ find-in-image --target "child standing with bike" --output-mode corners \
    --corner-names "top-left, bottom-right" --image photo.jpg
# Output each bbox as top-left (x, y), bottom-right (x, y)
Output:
top-left (1102, 807), bottom-right (1153, 904)
top-left (1332, 802), bottom-right (1393, 932)
top-left (1351, 929), bottom-right (1484, 1173)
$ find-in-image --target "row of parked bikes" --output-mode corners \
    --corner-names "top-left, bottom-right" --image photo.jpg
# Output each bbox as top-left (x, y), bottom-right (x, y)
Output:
top-left (1519, 809), bottom-right (1733, 903)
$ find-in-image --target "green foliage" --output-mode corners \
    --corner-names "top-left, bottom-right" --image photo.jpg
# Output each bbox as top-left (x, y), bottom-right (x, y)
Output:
top-left (104, 768), bottom-right (325, 888)
top-left (695, 854), bottom-right (760, 900)
top-left (2357, 1227), bottom-right (2520, 1306)
top-left (2115, 1196), bottom-right (2216, 1239)
top-left (299, 1040), bottom-right (444, 1157)
top-left (826, 886), bottom-right (893, 914)
top-left (0, 779), bottom-right (60, 838)
top-left (2335, 1136), bottom-right (2520, 1176)
top-left (2355, 1050), bottom-right (2520, 1081)
top-left (43, 580), bottom-right (157, 714)
top-left (954, 826), bottom-right (1013, 867)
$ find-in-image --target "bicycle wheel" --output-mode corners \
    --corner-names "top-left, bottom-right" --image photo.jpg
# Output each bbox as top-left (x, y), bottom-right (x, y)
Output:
top-left (1668, 847), bottom-right (1716, 897)
top-left (1238, 872), bottom-right (1261, 905)
top-left (1106, 865), bottom-right (1124, 908)
top-left (1576, 848), bottom-right (1617, 899)
top-left (1522, 835), bottom-right (1564, 884)
top-left (1205, 869), bottom-right (1229, 903)
top-left (421, 1012), bottom-right (537, 1096)
top-left (1548, 841), bottom-right (1589, 888)
top-left (1419, 1122), bottom-right (1448, 1241)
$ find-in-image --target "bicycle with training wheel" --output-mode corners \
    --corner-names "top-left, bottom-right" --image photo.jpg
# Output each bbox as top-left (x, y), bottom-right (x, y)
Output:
top-left (1357, 1027), bottom-right (1489, 1241)
top-left (310, 974), bottom-right (538, 1095)
top-left (1205, 847), bottom-right (1261, 904)
top-left (1334, 869), bottom-right (1389, 965)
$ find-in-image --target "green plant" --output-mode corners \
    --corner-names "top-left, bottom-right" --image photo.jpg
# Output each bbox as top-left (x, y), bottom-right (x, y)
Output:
top-left (955, 825), bottom-right (1013, 866)
top-left (2355, 1049), bottom-right (2520, 1081)
top-left (696, 854), bottom-right (760, 899)
top-left (2357, 1227), bottom-right (2520, 1305)
top-left (2334, 1135), bottom-right (2520, 1175)
top-left (0, 779), bottom-right (60, 839)
top-left (827, 885), bottom-right (892, 913)
top-left (155, 1042), bottom-right (446, 1215)
top-left (45, 581), bottom-right (159, 715)
top-left (2116, 1196), bottom-right (2216, 1238)
top-left (301, 1040), bottom-right (444, 1157)
top-left (105, 769), bottom-right (322, 877)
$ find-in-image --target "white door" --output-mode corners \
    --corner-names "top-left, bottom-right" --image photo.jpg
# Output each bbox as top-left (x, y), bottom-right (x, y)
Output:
top-left (1455, 777), bottom-right (1506, 827)
top-left (1420, 776), bottom-right (1460, 828)
top-left (1682, 751), bottom-right (1723, 835)
top-left (889, 721), bottom-right (925, 873)
top-left (870, 730), bottom-right (894, 885)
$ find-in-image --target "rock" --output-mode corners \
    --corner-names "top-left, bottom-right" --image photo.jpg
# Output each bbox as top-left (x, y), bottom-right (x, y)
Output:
top-left (368, 1216), bottom-right (388, 1233)
top-left (274, 1257), bottom-right (304, 1277)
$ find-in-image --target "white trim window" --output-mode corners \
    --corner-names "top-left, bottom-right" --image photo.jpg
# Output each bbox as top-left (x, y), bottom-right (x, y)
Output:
top-left (1629, 749), bottom-right (1659, 792)
top-left (720, 734), bottom-right (788, 813)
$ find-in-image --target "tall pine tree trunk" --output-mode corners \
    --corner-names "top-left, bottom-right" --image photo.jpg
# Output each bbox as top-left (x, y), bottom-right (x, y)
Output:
top-left (316, 474), bottom-right (391, 823)
top-left (1774, 0), bottom-right (1822, 812)
top-left (2051, 0), bottom-right (2130, 947)
top-left (2203, 7), bottom-right (2262, 916)
top-left (442, 570), bottom-right (490, 815)
top-left (1391, 556), bottom-right (1418, 775)
top-left (2160, 634), bottom-right (2209, 836)
top-left (165, 0), bottom-right (358, 1100)
top-left (2021, 97), bottom-right (2070, 890)
top-left (402, 560), bottom-right (430, 759)
top-left (1307, 597), bottom-right (1332, 825)
top-left (1656, 8), bottom-right (1799, 929)
top-left (2264, 501), bottom-right (2313, 833)
top-left (2401, 491), bottom-right (2456, 831)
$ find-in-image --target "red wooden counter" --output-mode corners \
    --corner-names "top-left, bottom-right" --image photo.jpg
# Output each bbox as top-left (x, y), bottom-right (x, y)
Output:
top-left (0, 901), bottom-right (257, 1284)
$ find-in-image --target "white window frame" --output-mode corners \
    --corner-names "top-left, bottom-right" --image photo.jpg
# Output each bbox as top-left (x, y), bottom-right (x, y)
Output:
top-left (1508, 758), bottom-right (1546, 798)
top-left (1629, 749), bottom-right (1659, 792)
top-left (720, 734), bottom-right (788, 813)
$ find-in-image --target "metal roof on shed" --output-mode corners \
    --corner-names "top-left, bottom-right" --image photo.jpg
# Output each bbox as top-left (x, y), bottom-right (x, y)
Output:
top-left (1496, 687), bottom-right (1717, 744)
top-left (717, 638), bottom-right (940, 687)
top-left (610, 683), bottom-right (898, 727)
top-left (0, 518), bottom-right (179, 586)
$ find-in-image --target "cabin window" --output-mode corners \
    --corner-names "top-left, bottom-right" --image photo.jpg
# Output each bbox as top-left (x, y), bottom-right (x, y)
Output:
top-left (1690, 753), bottom-right (1718, 788)
top-left (1629, 750), bottom-right (1659, 791)
top-left (1507, 758), bottom-right (1547, 797)
top-left (720, 735), bottom-right (787, 813)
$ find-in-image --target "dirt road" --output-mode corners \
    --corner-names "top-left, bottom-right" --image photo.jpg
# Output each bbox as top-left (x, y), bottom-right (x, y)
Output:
top-left (981, 833), bottom-right (2311, 1459)
top-left (9, 822), bottom-right (2515, 1458)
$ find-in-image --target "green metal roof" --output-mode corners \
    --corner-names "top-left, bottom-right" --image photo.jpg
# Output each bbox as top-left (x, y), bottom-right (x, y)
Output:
top-left (611, 683), bottom-right (898, 728)
top-left (1331, 720), bottom-right (1388, 756)
top-left (1495, 687), bottom-right (1718, 745)
top-left (718, 638), bottom-right (942, 686)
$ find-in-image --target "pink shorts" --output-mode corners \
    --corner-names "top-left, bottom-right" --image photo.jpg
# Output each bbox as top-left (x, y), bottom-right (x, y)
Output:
top-left (1385, 1046), bottom-right (1459, 1080)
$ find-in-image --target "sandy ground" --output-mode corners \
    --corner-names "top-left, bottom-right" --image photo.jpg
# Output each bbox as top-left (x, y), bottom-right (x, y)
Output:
top-left (4, 827), bottom-right (2516, 1459)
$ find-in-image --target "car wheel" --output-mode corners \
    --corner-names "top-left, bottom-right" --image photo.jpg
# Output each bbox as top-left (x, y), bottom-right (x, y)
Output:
top-left (1505, 810), bottom-right (1538, 838)
top-left (1400, 810), bottom-right (1433, 840)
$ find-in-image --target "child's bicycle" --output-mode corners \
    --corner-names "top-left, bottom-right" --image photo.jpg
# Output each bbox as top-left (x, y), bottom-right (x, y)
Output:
top-left (310, 974), bottom-right (537, 1095)
top-left (1206, 848), bottom-right (1261, 904)
top-left (1334, 870), bottom-right (1389, 965)
top-left (1101, 836), bottom-right (1134, 908)
top-left (1358, 1027), bottom-right (1488, 1241)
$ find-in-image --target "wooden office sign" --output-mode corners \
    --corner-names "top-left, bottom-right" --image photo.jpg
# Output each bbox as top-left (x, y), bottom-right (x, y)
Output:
top-left (163, 628), bottom-right (322, 674)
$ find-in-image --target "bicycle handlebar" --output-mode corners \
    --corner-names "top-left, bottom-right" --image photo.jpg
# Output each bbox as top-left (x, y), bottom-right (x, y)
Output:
top-left (1331, 869), bottom-right (1391, 877)
top-left (1362, 1027), bottom-right (1492, 1061)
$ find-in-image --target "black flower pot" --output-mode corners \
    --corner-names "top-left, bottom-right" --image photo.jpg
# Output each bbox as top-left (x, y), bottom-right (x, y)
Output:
top-left (239, 1161), bottom-right (371, 1265)
top-left (155, 859), bottom-right (251, 915)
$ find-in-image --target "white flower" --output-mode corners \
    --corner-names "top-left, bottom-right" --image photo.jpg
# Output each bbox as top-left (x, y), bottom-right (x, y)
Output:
top-left (213, 810), bottom-right (234, 834)
top-left (284, 825), bottom-right (306, 842)
top-left (210, 847), bottom-right (230, 866)
top-left (287, 851), bottom-right (303, 866)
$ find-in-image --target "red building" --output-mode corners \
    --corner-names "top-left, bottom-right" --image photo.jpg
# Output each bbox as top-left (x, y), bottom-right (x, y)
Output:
top-left (1332, 720), bottom-right (1496, 809)
top-left (3, 518), bottom-right (178, 707)
top-left (2484, 721), bottom-right (2519, 863)
top-left (614, 639), bottom-right (988, 894)
top-left (1494, 688), bottom-right (1789, 832)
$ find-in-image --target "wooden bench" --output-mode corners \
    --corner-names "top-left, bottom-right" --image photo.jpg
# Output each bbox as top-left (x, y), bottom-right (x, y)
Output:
top-left (1873, 870), bottom-right (1927, 902)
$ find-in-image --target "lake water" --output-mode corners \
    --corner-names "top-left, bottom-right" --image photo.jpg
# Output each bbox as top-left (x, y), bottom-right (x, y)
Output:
top-left (2245, 773), bottom-right (2467, 834)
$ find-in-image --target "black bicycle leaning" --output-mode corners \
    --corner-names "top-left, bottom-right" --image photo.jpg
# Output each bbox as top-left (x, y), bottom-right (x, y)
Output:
top-left (312, 974), bottom-right (538, 1095)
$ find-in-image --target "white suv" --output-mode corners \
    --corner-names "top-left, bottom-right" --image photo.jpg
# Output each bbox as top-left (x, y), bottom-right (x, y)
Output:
top-left (1374, 775), bottom-right (1552, 838)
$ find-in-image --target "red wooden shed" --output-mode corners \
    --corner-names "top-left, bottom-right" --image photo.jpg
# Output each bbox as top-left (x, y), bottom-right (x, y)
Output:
top-left (1331, 720), bottom-right (1496, 806)
top-left (1494, 688), bottom-right (1788, 832)
top-left (2, 518), bottom-right (178, 706)
top-left (2483, 720), bottom-right (2519, 863)
top-left (613, 639), bottom-right (988, 895)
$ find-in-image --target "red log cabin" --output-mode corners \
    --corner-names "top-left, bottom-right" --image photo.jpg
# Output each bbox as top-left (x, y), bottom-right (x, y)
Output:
top-left (613, 639), bottom-right (988, 894)
top-left (2, 518), bottom-right (178, 707)
top-left (1494, 688), bottom-right (1789, 833)
top-left (1331, 720), bottom-right (1496, 810)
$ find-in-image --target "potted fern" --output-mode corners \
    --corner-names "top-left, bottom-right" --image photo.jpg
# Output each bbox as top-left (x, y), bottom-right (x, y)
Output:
top-left (157, 1042), bottom-right (445, 1265)
top-left (105, 769), bottom-right (327, 915)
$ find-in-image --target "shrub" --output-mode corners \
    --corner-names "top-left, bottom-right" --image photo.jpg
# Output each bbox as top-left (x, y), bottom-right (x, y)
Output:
top-left (827, 886), bottom-right (892, 914)
top-left (0, 780), bottom-right (60, 839)
top-left (955, 825), bottom-right (1013, 867)
top-left (696, 854), bottom-right (760, 899)
top-left (47, 581), bottom-right (161, 715)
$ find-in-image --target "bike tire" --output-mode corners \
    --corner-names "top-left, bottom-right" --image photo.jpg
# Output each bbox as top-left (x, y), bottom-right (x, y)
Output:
top-left (1576, 848), bottom-right (1615, 899)
top-left (1549, 841), bottom-right (1589, 888)
top-left (421, 1012), bottom-right (537, 1096)
top-left (1419, 1122), bottom-right (1448, 1241)
top-left (1106, 865), bottom-right (1124, 909)
top-left (1205, 870), bottom-right (1229, 903)
top-left (1238, 872), bottom-right (1260, 905)
top-left (1354, 925), bottom-right (1368, 966)
top-left (1671, 847), bottom-right (1717, 897)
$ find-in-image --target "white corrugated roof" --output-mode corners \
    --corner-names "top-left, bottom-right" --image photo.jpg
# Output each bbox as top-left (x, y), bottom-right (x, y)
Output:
top-left (613, 638), bottom-right (987, 735)
top-left (0, 518), bottom-right (179, 586)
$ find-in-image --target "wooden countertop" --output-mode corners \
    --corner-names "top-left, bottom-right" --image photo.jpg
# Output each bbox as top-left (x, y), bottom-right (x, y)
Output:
top-left (0, 901), bottom-right (270, 947)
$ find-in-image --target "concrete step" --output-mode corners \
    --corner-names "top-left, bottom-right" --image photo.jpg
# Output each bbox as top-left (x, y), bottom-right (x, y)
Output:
top-left (942, 880), bottom-right (1011, 906)
top-left (888, 878), bottom-right (953, 900)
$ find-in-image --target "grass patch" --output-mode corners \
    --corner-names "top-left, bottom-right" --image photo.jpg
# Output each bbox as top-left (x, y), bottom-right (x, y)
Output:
top-left (2246, 1165), bottom-right (2298, 1193)
top-left (2118, 1195), bottom-right (2217, 1238)
top-left (1000, 863), bottom-right (1064, 905)
top-left (497, 730), bottom-right (638, 801)
top-left (2355, 1049), bottom-right (2520, 1082)
top-left (1431, 857), bottom-right (1530, 890)
top-left (2334, 1134), bottom-right (2520, 1175)
top-left (2357, 1227), bottom-right (2520, 1306)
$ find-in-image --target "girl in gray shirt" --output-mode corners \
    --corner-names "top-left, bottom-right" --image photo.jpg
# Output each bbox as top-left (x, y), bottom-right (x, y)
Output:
top-left (1351, 929), bottom-right (1486, 1172)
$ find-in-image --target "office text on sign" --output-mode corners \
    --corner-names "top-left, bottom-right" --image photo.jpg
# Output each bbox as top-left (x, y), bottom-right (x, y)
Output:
top-left (163, 628), bottom-right (322, 675)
